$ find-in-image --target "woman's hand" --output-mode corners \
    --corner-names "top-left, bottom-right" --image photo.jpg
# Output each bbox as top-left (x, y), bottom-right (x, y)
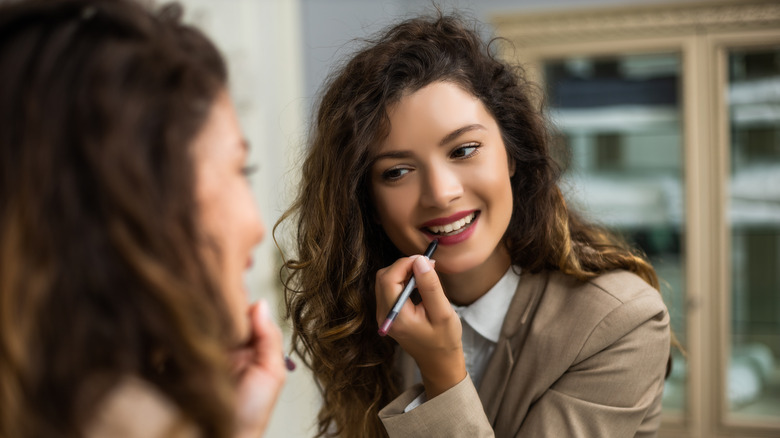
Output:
top-left (231, 300), bottom-right (286, 438)
top-left (375, 255), bottom-right (466, 399)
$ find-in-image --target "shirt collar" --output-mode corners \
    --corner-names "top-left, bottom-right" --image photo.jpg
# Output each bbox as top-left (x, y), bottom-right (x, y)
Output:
top-left (451, 267), bottom-right (521, 343)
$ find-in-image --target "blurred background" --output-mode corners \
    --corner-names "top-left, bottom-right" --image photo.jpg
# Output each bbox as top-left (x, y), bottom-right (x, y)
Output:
top-left (53, 0), bottom-right (780, 436)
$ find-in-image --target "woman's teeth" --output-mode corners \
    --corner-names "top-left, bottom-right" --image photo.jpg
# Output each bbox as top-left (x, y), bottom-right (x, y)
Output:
top-left (426, 212), bottom-right (476, 236)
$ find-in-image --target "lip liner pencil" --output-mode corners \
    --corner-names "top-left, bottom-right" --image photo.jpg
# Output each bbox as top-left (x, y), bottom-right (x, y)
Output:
top-left (377, 239), bottom-right (438, 337)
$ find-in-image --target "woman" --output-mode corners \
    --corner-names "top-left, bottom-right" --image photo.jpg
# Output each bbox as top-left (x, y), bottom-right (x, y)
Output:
top-left (279, 13), bottom-right (671, 438)
top-left (0, 0), bottom-right (285, 437)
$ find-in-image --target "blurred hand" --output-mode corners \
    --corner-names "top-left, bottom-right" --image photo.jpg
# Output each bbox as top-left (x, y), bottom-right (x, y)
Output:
top-left (375, 255), bottom-right (466, 398)
top-left (231, 300), bottom-right (286, 438)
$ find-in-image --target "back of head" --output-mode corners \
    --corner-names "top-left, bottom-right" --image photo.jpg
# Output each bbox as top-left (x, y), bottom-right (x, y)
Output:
top-left (0, 0), bottom-right (235, 436)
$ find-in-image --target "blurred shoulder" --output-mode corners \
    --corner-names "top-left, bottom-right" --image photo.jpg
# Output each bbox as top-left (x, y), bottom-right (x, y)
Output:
top-left (86, 376), bottom-right (200, 438)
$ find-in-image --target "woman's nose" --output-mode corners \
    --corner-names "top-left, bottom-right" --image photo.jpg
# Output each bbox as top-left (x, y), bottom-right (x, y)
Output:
top-left (419, 165), bottom-right (463, 209)
top-left (249, 201), bottom-right (266, 246)
top-left (255, 212), bottom-right (266, 245)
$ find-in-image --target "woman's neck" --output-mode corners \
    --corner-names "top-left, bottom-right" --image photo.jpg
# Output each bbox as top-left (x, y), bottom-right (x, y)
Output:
top-left (438, 246), bottom-right (512, 306)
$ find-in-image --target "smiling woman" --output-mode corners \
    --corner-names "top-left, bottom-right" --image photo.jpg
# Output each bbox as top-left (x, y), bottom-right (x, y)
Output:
top-left (278, 11), bottom-right (672, 438)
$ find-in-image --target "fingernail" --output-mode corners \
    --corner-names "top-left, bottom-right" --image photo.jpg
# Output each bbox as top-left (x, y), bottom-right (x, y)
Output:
top-left (284, 354), bottom-right (296, 371)
top-left (414, 254), bottom-right (431, 273)
top-left (258, 299), bottom-right (271, 321)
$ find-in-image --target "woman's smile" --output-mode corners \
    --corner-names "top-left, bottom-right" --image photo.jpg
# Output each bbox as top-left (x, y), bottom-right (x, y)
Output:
top-left (421, 210), bottom-right (480, 244)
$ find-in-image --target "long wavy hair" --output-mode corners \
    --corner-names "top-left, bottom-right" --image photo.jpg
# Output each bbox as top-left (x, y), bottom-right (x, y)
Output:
top-left (277, 13), bottom-right (665, 438)
top-left (0, 0), bottom-right (238, 436)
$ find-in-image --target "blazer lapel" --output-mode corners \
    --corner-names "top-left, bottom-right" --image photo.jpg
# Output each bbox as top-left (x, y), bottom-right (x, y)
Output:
top-left (477, 271), bottom-right (548, 424)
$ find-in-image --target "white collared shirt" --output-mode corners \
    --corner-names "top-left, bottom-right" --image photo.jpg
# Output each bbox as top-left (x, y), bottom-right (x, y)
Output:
top-left (404, 266), bottom-right (521, 412)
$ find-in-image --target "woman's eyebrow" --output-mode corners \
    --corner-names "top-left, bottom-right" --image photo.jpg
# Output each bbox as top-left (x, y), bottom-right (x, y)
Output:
top-left (372, 150), bottom-right (412, 163)
top-left (371, 124), bottom-right (486, 164)
top-left (439, 124), bottom-right (485, 146)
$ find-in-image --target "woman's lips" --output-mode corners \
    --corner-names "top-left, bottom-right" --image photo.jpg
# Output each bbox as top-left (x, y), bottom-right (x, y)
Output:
top-left (421, 212), bottom-right (479, 245)
top-left (424, 211), bottom-right (476, 235)
top-left (420, 210), bottom-right (477, 227)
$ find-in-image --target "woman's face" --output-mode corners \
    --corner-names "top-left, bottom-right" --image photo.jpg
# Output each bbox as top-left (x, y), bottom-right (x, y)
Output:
top-left (193, 91), bottom-right (264, 341)
top-left (370, 81), bottom-right (515, 277)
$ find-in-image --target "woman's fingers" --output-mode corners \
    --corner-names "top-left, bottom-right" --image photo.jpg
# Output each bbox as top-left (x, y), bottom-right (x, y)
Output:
top-left (233, 300), bottom-right (287, 437)
top-left (410, 255), bottom-right (451, 323)
top-left (249, 300), bottom-right (285, 375)
top-left (374, 253), bottom-right (454, 337)
top-left (374, 255), bottom-right (465, 398)
top-left (374, 256), bottom-right (416, 322)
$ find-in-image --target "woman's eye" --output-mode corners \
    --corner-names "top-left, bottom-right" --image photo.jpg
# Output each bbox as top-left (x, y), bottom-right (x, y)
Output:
top-left (241, 164), bottom-right (258, 178)
top-left (451, 143), bottom-right (480, 159)
top-left (381, 167), bottom-right (409, 181)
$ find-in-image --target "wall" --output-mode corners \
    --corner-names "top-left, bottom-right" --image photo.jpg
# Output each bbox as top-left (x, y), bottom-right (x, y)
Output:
top-left (301, 0), bottom-right (709, 115)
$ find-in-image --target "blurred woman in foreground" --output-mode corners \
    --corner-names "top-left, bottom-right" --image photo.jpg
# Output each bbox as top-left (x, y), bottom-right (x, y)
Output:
top-left (0, 0), bottom-right (286, 436)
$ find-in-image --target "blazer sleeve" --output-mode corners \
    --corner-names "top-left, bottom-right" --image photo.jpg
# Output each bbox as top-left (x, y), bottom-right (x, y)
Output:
top-left (378, 374), bottom-right (494, 438)
top-left (517, 293), bottom-right (670, 438)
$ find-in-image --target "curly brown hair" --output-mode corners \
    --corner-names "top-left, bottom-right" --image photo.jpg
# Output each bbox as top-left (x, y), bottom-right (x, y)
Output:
top-left (277, 12), bottom-right (664, 438)
top-left (0, 0), bottom-right (238, 436)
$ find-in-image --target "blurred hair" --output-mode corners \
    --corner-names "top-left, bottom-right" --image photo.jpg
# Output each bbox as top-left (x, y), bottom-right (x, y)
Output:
top-left (277, 12), bottom-right (667, 438)
top-left (0, 0), bottom-right (237, 436)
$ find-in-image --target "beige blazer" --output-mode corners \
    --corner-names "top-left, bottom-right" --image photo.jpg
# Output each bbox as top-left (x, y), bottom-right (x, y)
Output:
top-left (379, 270), bottom-right (670, 437)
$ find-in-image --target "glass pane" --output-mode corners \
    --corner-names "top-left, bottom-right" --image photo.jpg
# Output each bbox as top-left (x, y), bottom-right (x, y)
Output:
top-left (544, 53), bottom-right (687, 414)
top-left (727, 46), bottom-right (780, 419)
